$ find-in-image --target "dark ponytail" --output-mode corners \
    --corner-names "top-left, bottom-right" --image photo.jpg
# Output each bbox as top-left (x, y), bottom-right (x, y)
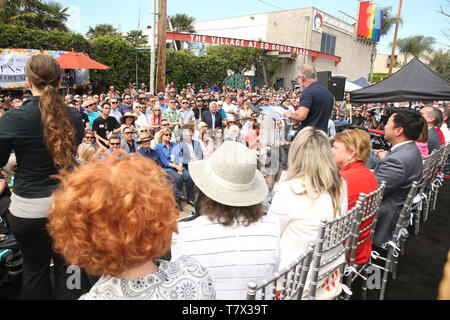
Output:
top-left (26, 55), bottom-right (77, 170)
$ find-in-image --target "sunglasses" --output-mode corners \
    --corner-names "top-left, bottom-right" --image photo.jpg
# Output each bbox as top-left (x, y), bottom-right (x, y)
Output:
top-left (86, 104), bottom-right (95, 108)
top-left (110, 142), bottom-right (120, 146)
top-left (85, 136), bottom-right (94, 139)
top-left (161, 123), bottom-right (169, 126)
top-left (163, 133), bottom-right (171, 137)
top-left (123, 132), bottom-right (134, 135)
top-left (111, 101), bottom-right (118, 104)
top-left (139, 130), bottom-right (149, 133)
top-left (182, 102), bottom-right (188, 104)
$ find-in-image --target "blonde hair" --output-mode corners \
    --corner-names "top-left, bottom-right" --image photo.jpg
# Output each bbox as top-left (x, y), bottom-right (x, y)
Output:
top-left (157, 128), bottom-right (172, 144)
top-left (26, 54), bottom-right (77, 169)
top-left (334, 129), bottom-right (372, 163)
top-left (287, 127), bottom-right (345, 217)
top-left (78, 144), bottom-right (97, 164)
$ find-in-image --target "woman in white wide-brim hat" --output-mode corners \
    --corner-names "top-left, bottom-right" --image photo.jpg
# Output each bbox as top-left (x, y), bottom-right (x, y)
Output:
top-left (170, 141), bottom-right (281, 300)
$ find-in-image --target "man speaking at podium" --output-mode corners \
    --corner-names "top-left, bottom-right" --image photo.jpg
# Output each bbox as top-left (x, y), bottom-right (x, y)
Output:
top-left (284, 65), bottom-right (334, 136)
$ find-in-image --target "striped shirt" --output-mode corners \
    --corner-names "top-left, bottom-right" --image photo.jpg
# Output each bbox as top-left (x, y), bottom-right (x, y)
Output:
top-left (171, 214), bottom-right (281, 300)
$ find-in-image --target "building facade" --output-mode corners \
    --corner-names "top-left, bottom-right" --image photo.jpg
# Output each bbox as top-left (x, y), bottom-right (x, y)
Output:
top-left (193, 7), bottom-right (373, 88)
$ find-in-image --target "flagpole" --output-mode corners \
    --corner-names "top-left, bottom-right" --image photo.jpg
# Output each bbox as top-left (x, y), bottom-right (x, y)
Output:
top-left (389, 0), bottom-right (403, 76)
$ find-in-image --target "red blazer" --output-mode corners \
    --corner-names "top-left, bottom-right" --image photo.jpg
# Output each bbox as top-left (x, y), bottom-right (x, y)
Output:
top-left (341, 161), bottom-right (379, 265)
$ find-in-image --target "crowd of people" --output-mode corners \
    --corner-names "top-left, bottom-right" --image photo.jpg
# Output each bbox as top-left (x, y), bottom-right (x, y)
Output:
top-left (0, 55), bottom-right (449, 300)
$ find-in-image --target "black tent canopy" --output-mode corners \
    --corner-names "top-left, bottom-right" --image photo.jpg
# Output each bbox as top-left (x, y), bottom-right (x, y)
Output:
top-left (350, 58), bottom-right (450, 103)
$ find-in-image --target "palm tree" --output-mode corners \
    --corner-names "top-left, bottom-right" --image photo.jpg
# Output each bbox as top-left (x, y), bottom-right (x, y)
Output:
top-left (395, 35), bottom-right (436, 64)
top-left (86, 24), bottom-right (118, 39)
top-left (368, 7), bottom-right (403, 82)
top-left (0, 0), bottom-right (69, 31)
top-left (40, 1), bottom-right (69, 31)
top-left (168, 13), bottom-right (196, 50)
top-left (168, 13), bottom-right (196, 33)
top-left (429, 49), bottom-right (450, 79)
top-left (125, 30), bottom-right (149, 47)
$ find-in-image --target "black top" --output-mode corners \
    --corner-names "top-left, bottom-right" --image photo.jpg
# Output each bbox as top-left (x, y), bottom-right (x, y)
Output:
top-left (0, 96), bottom-right (84, 198)
top-left (92, 116), bottom-right (120, 146)
top-left (297, 81), bottom-right (334, 133)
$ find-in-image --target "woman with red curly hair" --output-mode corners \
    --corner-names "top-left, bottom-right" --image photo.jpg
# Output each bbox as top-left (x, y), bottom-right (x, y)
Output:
top-left (47, 151), bottom-right (215, 300)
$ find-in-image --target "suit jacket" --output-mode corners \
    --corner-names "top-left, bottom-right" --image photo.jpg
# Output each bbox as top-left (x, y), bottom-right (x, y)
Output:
top-left (120, 138), bottom-right (139, 155)
top-left (193, 107), bottom-right (209, 121)
top-left (372, 141), bottom-right (423, 244)
top-left (173, 140), bottom-right (203, 165)
top-left (428, 127), bottom-right (441, 154)
top-left (202, 110), bottom-right (223, 129)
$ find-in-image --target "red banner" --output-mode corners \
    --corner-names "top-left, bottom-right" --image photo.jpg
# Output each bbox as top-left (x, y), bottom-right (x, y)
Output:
top-left (167, 32), bottom-right (341, 66)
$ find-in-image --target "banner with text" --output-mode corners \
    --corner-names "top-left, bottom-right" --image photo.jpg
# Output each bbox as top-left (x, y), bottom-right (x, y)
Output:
top-left (0, 49), bottom-right (89, 89)
top-left (166, 32), bottom-right (341, 66)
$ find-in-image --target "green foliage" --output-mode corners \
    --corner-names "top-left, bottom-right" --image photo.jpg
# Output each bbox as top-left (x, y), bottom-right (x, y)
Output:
top-left (124, 30), bottom-right (149, 47)
top-left (89, 35), bottom-right (150, 90)
top-left (429, 49), bottom-right (450, 79)
top-left (86, 24), bottom-right (118, 39)
top-left (166, 49), bottom-right (227, 90)
top-left (371, 73), bottom-right (389, 83)
top-left (168, 13), bottom-right (196, 33)
top-left (395, 35), bottom-right (436, 63)
top-left (0, 24), bottom-right (89, 51)
top-left (0, 0), bottom-right (69, 31)
top-left (206, 45), bottom-right (263, 74)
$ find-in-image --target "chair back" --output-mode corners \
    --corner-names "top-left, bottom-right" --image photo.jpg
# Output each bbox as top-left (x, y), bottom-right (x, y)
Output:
top-left (308, 204), bottom-right (360, 299)
top-left (347, 181), bottom-right (386, 268)
top-left (391, 181), bottom-right (420, 246)
top-left (246, 242), bottom-right (316, 300)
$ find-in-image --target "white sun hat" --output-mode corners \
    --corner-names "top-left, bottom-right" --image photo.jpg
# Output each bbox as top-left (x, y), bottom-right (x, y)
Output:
top-left (188, 141), bottom-right (268, 207)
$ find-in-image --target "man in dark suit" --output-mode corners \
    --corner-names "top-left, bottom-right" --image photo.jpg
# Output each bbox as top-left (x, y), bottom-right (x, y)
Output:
top-left (202, 101), bottom-right (223, 130)
top-left (193, 97), bottom-right (208, 121)
top-left (371, 108), bottom-right (424, 244)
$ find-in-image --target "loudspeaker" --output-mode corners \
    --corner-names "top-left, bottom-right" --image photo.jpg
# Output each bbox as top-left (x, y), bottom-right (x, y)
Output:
top-left (329, 77), bottom-right (346, 101)
top-left (317, 71), bottom-right (331, 89)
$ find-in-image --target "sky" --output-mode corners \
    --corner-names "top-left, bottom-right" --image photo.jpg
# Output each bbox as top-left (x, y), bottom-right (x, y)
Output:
top-left (58, 0), bottom-right (449, 54)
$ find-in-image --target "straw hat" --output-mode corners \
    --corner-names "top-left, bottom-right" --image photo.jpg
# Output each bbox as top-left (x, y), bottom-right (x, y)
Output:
top-left (120, 112), bottom-right (138, 123)
top-left (188, 141), bottom-right (268, 207)
top-left (82, 96), bottom-right (96, 108)
top-left (137, 132), bottom-right (151, 144)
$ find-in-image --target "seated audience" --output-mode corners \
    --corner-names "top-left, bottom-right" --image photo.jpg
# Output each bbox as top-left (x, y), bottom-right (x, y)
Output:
top-left (155, 128), bottom-right (194, 208)
top-left (171, 141), bottom-right (280, 300)
top-left (268, 126), bottom-right (347, 299)
top-left (332, 129), bottom-right (379, 264)
top-left (47, 153), bottom-right (215, 300)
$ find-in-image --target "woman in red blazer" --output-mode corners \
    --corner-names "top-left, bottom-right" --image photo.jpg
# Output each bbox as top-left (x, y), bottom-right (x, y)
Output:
top-left (332, 129), bottom-right (379, 265)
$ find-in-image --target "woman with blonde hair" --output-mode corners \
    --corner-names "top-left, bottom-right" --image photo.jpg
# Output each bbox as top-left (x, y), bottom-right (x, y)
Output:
top-left (0, 54), bottom-right (85, 299)
top-left (267, 126), bottom-right (347, 299)
top-left (199, 128), bottom-right (215, 160)
top-left (332, 128), bottom-right (378, 265)
top-left (47, 152), bottom-right (215, 300)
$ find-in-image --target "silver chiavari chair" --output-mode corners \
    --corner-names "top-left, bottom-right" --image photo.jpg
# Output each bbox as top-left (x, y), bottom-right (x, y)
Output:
top-left (246, 242), bottom-right (315, 300)
top-left (367, 181), bottom-right (419, 300)
top-left (429, 143), bottom-right (450, 212)
top-left (423, 147), bottom-right (445, 222)
top-left (308, 204), bottom-right (360, 300)
top-left (343, 181), bottom-right (386, 300)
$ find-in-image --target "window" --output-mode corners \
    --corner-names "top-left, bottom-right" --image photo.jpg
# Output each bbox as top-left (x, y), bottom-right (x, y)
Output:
top-left (320, 33), bottom-right (336, 55)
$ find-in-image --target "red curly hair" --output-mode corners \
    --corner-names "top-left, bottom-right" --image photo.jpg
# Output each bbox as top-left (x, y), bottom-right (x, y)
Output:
top-left (47, 150), bottom-right (179, 277)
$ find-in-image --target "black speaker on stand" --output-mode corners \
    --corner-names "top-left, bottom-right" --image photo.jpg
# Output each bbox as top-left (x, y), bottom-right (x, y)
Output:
top-left (329, 77), bottom-right (346, 101)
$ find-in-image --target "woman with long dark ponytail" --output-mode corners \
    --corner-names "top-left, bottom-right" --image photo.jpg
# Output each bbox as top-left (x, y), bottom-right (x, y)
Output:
top-left (0, 55), bottom-right (85, 299)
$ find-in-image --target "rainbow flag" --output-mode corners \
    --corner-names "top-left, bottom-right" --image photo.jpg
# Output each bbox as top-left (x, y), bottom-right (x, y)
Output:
top-left (357, 1), bottom-right (383, 42)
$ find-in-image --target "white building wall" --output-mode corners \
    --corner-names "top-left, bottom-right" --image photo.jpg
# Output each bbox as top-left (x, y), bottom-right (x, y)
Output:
top-left (193, 14), bottom-right (268, 41)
